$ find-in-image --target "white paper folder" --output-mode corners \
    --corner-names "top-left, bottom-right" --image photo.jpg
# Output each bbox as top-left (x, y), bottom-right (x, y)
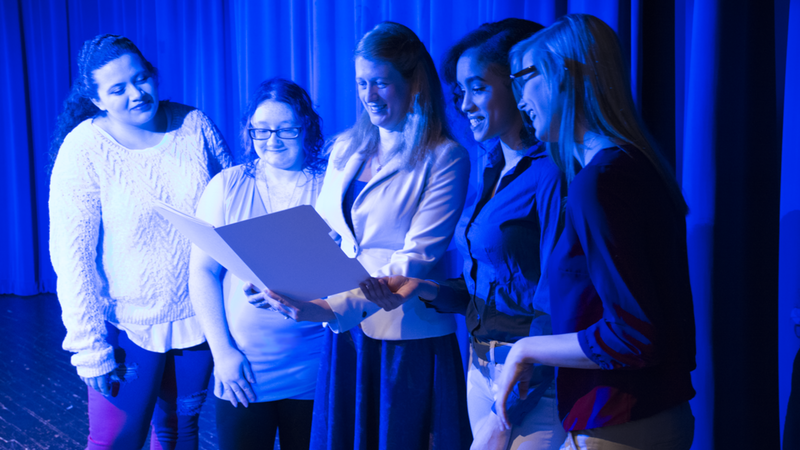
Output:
top-left (154, 201), bottom-right (370, 300)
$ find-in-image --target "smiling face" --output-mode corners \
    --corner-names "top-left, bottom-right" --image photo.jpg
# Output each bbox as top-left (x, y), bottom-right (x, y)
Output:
top-left (516, 49), bottom-right (561, 142)
top-left (90, 53), bottom-right (159, 129)
top-left (250, 100), bottom-right (305, 172)
top-left (456, 49), bottom-right (522, 144)
top-left (355, 57), bottom-right (411, 132)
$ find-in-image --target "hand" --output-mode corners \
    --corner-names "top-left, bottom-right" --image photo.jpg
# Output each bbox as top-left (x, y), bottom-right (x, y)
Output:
top-left (243, 283), bottom-right (335, 323)
top-left (80, 372), bottom-right (113, 397)
top-left (213, 348), bottom-right (256, 408)
top-left (495, 338), bottom-right (537, 429)
top-left (359, 276), bottom-right (433, 311)
top-left (243, 283), bottom-right (274, 310)
top-left (470, 412), bottom-right (512, 450)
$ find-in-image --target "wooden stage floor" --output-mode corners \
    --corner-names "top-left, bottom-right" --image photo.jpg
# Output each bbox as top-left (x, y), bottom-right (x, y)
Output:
top-left (0, 294), bottom-right (221, 449)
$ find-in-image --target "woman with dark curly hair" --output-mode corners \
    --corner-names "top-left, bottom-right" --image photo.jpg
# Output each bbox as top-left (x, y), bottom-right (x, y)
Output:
top-left (48, 34), bottom-right (232, 449)
top-left (189, 77), bottom-right (327, 450)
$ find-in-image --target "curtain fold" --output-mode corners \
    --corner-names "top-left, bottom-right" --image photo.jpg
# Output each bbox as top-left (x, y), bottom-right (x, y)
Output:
top-left (681, 0), bottom-right (719, 447)
top-left (779, 0), bottom-right (800, 445)
top-left (713, 1), bottom-right (781, 447)
top-left (0, 0), bottom-right (36, 295)
top-left (1, 0), bottom-right (792, 447)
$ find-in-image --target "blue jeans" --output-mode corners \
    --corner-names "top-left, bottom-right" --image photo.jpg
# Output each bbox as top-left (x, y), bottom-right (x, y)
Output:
top-left (86, 323), bottom-right (213, 450)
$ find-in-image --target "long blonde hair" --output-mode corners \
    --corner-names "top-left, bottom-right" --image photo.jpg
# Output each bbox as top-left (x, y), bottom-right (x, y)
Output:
top-left (510, 14), bottom-right (687, 213)
top-left (335, 22), bottom-right (453, 170)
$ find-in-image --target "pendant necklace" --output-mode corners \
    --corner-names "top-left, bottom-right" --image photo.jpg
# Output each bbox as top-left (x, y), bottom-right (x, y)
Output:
top-left (370, 152), bottom-right (385, 174)
top-left (263, 169), bottom-right (304, 214)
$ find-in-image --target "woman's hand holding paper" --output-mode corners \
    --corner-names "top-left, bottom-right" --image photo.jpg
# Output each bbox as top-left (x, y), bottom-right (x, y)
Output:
top-left (243, 283), bottom-right (272, 310)
top-left (359, 276), bottom-right (439, 311)
top-left (243, 282), bottom-right (335, 323)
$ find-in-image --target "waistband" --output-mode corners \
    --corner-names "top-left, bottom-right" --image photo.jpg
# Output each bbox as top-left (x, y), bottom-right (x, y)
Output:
top-left (471, 336), bottom-right (513, 364)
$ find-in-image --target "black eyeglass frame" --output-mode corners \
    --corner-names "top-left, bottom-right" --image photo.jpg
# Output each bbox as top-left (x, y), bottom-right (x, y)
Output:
top-left (247, 127), bottom-right (302, 140)
top-left (510, 65), bottom-right (539, 80)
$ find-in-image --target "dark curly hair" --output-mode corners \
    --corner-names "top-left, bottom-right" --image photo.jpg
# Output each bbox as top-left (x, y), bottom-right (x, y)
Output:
top-left (239, 78), bottom-right (326, 177)
top-left (48, 35), bottom-right (157, 176)
top-left (442, 19), bottom-right (543, 147)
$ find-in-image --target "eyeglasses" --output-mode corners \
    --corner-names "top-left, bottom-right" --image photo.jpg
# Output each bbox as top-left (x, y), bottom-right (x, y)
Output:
top-left (248, 127), bottom-right (302, 140)
top-left (510, 65), bottom-right (539, 80)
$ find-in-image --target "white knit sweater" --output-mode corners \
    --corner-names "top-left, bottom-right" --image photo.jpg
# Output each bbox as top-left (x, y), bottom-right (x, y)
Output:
top-left (49, 102), bottom-right (233, 377)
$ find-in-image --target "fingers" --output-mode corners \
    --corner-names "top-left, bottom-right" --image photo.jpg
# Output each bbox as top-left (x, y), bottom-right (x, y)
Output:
top-left (375, 279), bottom-right (395, 299)
top-left (376, 279), bottom-right (404, 312)
top-left (227, 385), bottom-right (238, 408)
top-left (97, 374), bottom-right (111, 396)
top-left (360, 278), bottom-right (398, 311)
top-left (241, 381), bottom-right (256, 403)
top-left (264, 289), bottom-right (298, 320)
top-left (243, 359), bottom-right (256, 385)
top-left (244, 284), bottom-right (274, 310)
top-left (495, 382), bottom-right (512, 429)
top-left (247, 293), bottom-right (272, 309)
top-left (228, 381), bottom-right (252, 408)
top-left (360, 278), bottom-right (386, 307)
top-left (242, 282), bottom-right (260, 296)
top-left (84, 374), bottom-right (111, 396)
top-left (214, 376), bottom-right (225, 399)
top-left (219, 381), bottom-right (239, 408)
top-left (221, 367), bottom-right (256, 407)
top-left (360, 278), bottom-right (376, 300)
top-left (494, 363), bottom-right (519, 430)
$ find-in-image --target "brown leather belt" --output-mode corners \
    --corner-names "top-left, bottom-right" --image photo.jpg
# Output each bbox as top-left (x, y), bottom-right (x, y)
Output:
top-left (471, 336), bottom-right (513, 364)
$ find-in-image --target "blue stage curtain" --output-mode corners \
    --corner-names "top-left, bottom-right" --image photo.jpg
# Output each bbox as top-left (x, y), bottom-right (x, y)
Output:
top-left (681, 0), bottom-right (719, 447)
top-left (1, 1), bottom-right (794, 448)
top-left (779, 0), bottom-right (800, 447)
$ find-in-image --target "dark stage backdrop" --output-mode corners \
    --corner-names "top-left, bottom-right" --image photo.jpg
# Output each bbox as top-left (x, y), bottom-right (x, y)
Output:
top-left (1, 0), bottom-right (798, 448)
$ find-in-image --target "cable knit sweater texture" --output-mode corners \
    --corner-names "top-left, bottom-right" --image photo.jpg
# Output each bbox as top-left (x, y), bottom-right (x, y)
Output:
top-left (49, 102), bottom-right (233, 377)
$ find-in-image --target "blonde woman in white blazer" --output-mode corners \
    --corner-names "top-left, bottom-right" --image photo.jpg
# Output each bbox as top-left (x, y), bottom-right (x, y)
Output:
top-left (249, 22), bottom-right (473, 450)
top-left (313, 135), bottom-right (467, 340)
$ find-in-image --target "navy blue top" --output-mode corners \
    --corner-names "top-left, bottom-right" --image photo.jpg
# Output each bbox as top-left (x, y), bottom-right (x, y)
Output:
top-left (549, 146), bottom-right (696, 431)
top-left (424, 141), bottom-right (567, 423)
top-left (343, 177), bottom-right (367, 235)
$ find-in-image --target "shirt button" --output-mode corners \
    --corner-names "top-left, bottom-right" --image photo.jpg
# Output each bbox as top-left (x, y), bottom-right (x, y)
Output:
top-left (362, 311), bottom-right (367, 318)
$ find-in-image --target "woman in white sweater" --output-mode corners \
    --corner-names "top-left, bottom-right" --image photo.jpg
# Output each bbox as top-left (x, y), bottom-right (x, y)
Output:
top-left (48, 34), bottom-right (232, 449)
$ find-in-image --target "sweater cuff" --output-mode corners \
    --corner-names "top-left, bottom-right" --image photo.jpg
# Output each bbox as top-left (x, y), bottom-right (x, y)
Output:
top-left (73, 346), bottom-right (117, 378)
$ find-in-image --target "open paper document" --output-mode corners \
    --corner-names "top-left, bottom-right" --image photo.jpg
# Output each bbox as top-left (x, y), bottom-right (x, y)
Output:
top-left (154, 201), bottom-right (370, 300)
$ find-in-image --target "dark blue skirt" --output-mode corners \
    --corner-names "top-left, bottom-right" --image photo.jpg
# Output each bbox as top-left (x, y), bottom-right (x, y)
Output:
top-left (310, 327), bottom-right (472, 450)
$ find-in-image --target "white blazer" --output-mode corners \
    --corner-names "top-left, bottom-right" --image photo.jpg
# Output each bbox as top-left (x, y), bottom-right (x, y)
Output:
top-left (316, 138), bottom-right (470, 340)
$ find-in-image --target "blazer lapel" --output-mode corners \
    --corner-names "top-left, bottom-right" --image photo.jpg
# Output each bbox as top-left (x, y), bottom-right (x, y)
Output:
top-left (333, 151), bottom-right (369, 245)
top-left (347, 155), bottom-right (405, 244)
top-left (358, 155), bottom-right (403, 201)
